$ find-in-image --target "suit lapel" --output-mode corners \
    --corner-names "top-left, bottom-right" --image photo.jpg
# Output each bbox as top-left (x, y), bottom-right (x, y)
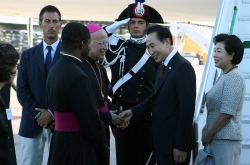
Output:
top-left (155, 53), bottom-right (179, 93)
top-left (156, 66), bottom-right (172, 92)
top-left (35, 42), bottom-right (46, 78)
top-left (52, 41), bottom-right (61, 65)
top-left (36, 41), bottom-right (61, 78)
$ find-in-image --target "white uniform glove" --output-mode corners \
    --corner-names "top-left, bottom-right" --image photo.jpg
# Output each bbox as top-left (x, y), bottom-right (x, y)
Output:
top-left (106, 18), bottom-right (130, 34)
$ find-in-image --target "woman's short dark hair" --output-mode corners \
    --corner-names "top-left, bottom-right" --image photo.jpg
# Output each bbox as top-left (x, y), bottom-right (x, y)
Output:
top-left (213, 33), bottom-right (244, 64)
top-left (145, 25), bottom-right (173, 45)
top-left (0, 42), bottom-right (20, 82)
top-left (39, 5), bottom-right (61, 22)
top-left (61, 22), bottom-right (90, 52)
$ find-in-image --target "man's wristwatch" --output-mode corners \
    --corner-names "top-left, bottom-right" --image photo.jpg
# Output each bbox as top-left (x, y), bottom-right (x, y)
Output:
top-left (34, 112), bottom-right (41, 122)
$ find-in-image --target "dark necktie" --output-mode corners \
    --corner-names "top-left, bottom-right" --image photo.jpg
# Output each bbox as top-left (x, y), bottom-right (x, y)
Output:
top-left (45, 46), bottom-right (52, 76)
top-left (158, 64), bottom-right (166, 80)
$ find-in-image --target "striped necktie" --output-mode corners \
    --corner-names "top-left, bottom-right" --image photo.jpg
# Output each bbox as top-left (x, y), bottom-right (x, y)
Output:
top-left (158, 64), bottom-right (166, 80)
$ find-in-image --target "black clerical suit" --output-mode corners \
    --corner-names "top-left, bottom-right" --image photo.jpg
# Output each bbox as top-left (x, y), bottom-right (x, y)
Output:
top-left (105, 35), bottom-right (159, 165)
top-left (81, 56), bottom-right (117, 165)
top-left (46, 55), bottom-right (109, 165)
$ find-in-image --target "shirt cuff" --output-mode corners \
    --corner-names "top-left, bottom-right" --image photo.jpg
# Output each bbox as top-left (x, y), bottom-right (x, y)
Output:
top-left (48, 109), bottom-right (54, 120)
top-left (34, 112), bottom-right (41, 122)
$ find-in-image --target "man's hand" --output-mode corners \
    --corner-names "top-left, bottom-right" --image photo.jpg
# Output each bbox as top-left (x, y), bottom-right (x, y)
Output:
top-left (106, 18), bottom-right (130, 34)
top-left (117, 106), bottom-right (123, 115)
top-left (118, 121), bottom-right (130, 129)
top-left (117, 108), bottom-right (133, 129)
top-left (173, 148), bottom-right (187, 164)
top-left (35, 108), bottom-right (53, 129)
top-left (47, 121), bottom-right (55, 130)
top-left (110, 110), bottom-right (124, 125)
top-left (119, 109), bottom-right (132, 123)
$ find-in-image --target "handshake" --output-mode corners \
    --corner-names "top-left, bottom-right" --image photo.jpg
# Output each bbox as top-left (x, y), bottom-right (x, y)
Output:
top-left (110, 106), bottom-right (133, 129)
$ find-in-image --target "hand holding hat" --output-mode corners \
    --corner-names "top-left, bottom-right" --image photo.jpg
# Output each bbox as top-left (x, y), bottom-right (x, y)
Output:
top-left (106, 18), bottom-right (130, 34)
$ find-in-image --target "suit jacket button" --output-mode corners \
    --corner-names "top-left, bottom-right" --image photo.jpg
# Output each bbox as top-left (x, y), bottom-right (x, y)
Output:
top-left (140, 85), bottom-right (142, 87)
top-left (141, 77), bottom-right (143, 80)
top-left (119, 95), bottom-right (122, 97)
top-left (142, 70), bottom-right (145, 72)
top-left (120, 88), bottom-right (123, 91)
top-left (138, 92), bottom-right (141, 94)
top-left (136, 99), bottom-right (139, 101)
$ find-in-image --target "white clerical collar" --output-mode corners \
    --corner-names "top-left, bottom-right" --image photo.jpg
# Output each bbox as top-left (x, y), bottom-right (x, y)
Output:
top-left (163, 49), bottom-right (177, 66)
top-left (129, 36), bottom-right (146, 44)
top-left (60, 52), bottom-right (82, 62)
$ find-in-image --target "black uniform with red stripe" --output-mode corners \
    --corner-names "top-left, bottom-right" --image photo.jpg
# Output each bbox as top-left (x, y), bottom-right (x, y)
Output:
top-left (105, 36), bottom-right (159, 165)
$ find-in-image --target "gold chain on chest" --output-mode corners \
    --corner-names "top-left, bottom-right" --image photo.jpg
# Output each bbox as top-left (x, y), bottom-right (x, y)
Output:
top-left (85, 59), bottom-right (104, 98)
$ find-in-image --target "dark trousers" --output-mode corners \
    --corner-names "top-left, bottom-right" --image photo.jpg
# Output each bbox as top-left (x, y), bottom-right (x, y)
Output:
top-left (98, 125), bottom-right (110, 165)
top-left (115, 116), bottom-right (153, 165)
top-left (156, 150), bottom-right (191, 165)
top-left (115, 99), bottom-right (153, 165)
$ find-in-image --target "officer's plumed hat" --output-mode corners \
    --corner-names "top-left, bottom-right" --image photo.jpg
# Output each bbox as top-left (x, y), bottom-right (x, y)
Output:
top-left (116, 0), bottom-right (164, 24)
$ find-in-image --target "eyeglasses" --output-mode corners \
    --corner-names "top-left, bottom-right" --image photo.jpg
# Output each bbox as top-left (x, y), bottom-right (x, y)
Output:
top-left (92, 40), bottom-right (109, 47)
top-left (16, 64), bottom-right (21, 69)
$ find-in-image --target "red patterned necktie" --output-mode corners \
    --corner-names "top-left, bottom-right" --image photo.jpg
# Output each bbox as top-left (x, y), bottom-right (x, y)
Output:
top-left (158, 64), bottom-right (166, 80)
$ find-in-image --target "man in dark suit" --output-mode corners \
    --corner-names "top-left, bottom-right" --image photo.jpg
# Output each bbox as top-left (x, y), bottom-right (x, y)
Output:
top-left (16, 5), bottom-right (62, 165)
top-left (120, 25), bottom-right (196, 165)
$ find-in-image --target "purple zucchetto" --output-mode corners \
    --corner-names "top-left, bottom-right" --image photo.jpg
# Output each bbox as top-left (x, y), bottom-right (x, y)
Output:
top-left (86, 23), bottom-right (102, 33)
